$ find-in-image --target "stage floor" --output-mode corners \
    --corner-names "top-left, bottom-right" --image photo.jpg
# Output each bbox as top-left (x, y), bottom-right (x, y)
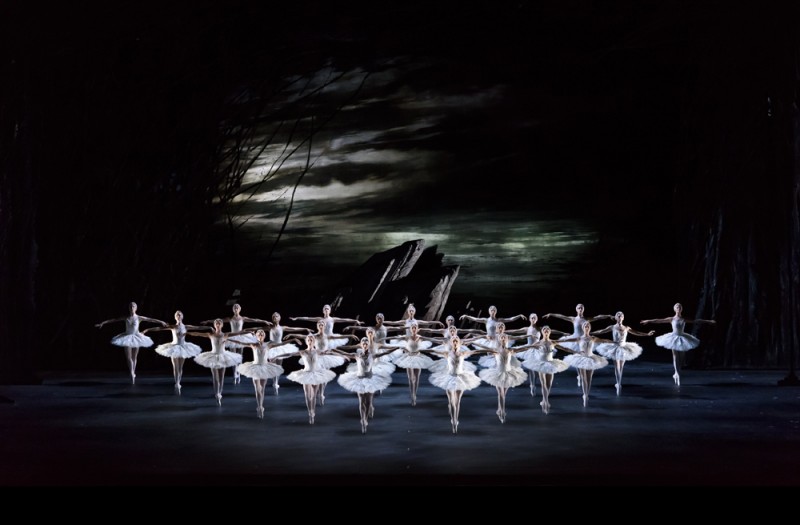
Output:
top-left (1, 362), bottom-right (798, 486)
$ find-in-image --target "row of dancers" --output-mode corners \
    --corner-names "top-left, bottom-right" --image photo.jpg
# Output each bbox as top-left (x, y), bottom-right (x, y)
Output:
top-left (96, 301), bottom-right (715, 433)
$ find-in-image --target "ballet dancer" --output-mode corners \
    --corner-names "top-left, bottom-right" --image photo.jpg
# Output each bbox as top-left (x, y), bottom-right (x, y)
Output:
top-left (471, 333), bottom-right (541, 423)
top-left (228, 329), bottom-right (285, 419)
top-left (515, 313), bottom-right (566, 396)
top-left (263, 311), bottom-right (309, 395)
top-left (187, 319), bottom-right (246, 405)
top-left (544, 304), bottom-right (613, 387)
top-left (142, 310), bottom-right (205, 393)
top-left (335, 338), bottom-right (395, 433)
top-left (96, 301), bottom-right (167, 384)
top-left (290, 303), bottom-right (363, 338)
top-left (560, 321), bottom-right (612, 407)
top-left (591, 311), bottom-right (655, 395)
top-left (283, 334), bottom-right (338, 424)
top-left (384, 303), bottom-right (444, 335)
top-left (390, 321), bottom-right (436, 406)
top-left (427, 336), bottom-right (487, 434)
top-left (520, 326), bottom-right (571, 414)
top-left (459, 305), bottom-right (526, 349)
top-left (202, 304), bottom-right (270, 384)
top-left (641, 303), bottom-right (715, 386)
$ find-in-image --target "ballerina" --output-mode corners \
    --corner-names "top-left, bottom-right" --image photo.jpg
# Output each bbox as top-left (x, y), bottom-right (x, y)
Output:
top-left (475, 322), bottom-right (528, 368)
top-left (641, 303), bottom-right (716, 386)
top-left (383, 303), bottom-right (444, 335)
top-left (560, 321), bottom-right (612, 407)
top-left (201, 304), bottom-right (270, 385)
top-left (591, 311), bottom-right (655, 395)
top-left (471, 333), bottom-right (540, 423)
top-left (459, 305), bottom-right (526, 349)
top-left (344, 312), bottom-right (404, 344)
top-left (187, 319), bottom-right (246, 405)
top-left (543, 304), bottom-right (614, 387)
top-left (339, 327), bottom-right (397, 376)
top-left (389, 321), bottom-right (436, 406)
top-left (290, 303), bottom-right (363, 338)
top-left (263, 311), bottom-right (309, 395)
top-left (142, 310), bottom-right (205, 393)
top-left (95, 301), bottom-right (167, 384)
top-left (334, 338), bottom-right (395, 433)
top-left (514, 313), bottom-right (567, 397)
top-left (520, 326), bottom-right (571, 414)
top-left (228, 329), bottom-right (284, 419)
top-left (427, 336), bottom-right (486, 434)
top-left (300, 319), bottom-right (353, 406)
top-left (425, 325), bottom-right (481, 374)
top-left (283, 334), bottom-right (338, 424)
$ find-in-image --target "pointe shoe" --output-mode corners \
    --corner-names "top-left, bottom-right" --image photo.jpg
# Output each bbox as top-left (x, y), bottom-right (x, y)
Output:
top-left (319, 394), bottom-right (325, 406)
top-left (215, 393), bottom-right (222, 406)
top-left (361, 420), bottom-right (368, 434)
top-left (411, 395), bottom-right (416, 407)
top-left (530, 385), bottom-right (536, 397)
top-left (175, 384), bottom-right (182, 395)
top-left (257, 407), bottom-right (264, 419)
top-left (615, 383), bottom-right (621, 396)
top-left (131, 373), bottom-right (136, 385)
top-left (673, 372), bottom-right (680, 386)
top-left (582, 394), bottom-right (588, 407)
top-left (369, 406), bottom-right (374, 419)
top-left (273, 383), bottom-right (280, 395)
top-left (309, 413), bottom-right (315, 425)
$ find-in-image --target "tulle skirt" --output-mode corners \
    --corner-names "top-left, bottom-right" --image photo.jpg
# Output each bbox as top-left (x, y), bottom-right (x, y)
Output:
top-left (393, 353), bottom-right (435, 370)
top-left (194, 350), bottom-right (243, 369)
top-left (337, 371), bottom-right (392, 394)
top-left (429, 358), bottom-right (477, 374)
top-left (346, 360), bottom-right (396, 376)
top-left (429, 371), bottom-right (482, 391)
top-left (478, 366), bottom-right (528, 389)
top-left (300, 354), bottom-right (346, 369)
top-left (155, 341), bottom-right (202, 358)
top-left (522, 358), bottom-right (569, 374)
top-left (237, 361), bottom-right (284, 380)
top-left (595, 341), bottom-right (643, 361)
top-left (267, 343), bottom-right (298, 359)
top-left (287, 368), bottom-right (336, 386)
top-left (110, 333), bottom-right (154, 348)
top-left (225, 332), bottom-right (259, 350)
top-left (564, 354), bottom-right (608, 371)
top-left (655, 332), bottom-right (700, 352)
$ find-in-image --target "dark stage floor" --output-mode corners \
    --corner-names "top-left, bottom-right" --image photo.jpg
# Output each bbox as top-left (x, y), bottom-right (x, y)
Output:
top-left (1, 361), bottom-right (799, 487)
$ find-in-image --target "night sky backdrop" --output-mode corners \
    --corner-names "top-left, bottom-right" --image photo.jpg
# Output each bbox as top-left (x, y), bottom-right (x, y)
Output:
top-left (2, 1), bottom-right (799, 379)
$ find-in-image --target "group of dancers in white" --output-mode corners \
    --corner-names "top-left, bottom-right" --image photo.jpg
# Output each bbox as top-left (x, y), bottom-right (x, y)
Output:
top-left (96, 301), bottom-right (715, 434)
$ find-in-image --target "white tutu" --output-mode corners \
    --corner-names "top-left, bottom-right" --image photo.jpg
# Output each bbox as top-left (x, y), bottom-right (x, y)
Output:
top-left (478, 366), bottom-right (527, 389)
top-left (155, 341), bottom-right (202, 359)
top-left (267, 343), bottom-right (299, 359)
top-left (655, 332), bottom-right (700, 352)
top-left (595, 342), bottom-right (643, 361)
top-left (237, 361), bottom-right (284, 380)
top-left (478, 354), bottom-right (496, 368)
top-left (522, 358), bottom-right (569, 374)
top-left (429, 357), bottom-right (477, 374)
top-left (346, 360), bottom-right (396, 376)
top-left (110, 333), bottom-right (154, 348)
top-left (429, 370), bottom-right (482, 391)
top-left (393, 353), bottom-right (435, 370)
top-left (326, 337), bottom-right (350, 350)
top-left (225, 332), bottom-right (259, 350)
top-left (564, 354), bottom-right (608, 370)
top-left (287, 368), bottom-right (336, 386)
top-left (517, 347), bottom-right (545, 361)
top-left (300, 354), bottom-right (346, 369)
top-left (337, 371), bottom-right (392, 394)
top-left (194, 350), bottom-right (243, 369)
